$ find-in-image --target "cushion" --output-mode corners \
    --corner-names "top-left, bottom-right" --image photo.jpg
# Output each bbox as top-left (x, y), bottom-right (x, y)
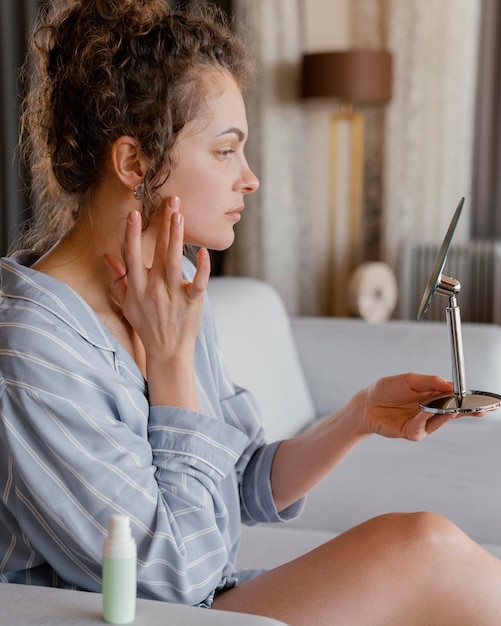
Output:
top-left (237, 525), bottom-right (336, 570)
top-left (286, 416), bottom-right (501, 552)
top-left (207, 277), bottom-right (316, 441)
top-left (291, 316), bottom-right (501, 419)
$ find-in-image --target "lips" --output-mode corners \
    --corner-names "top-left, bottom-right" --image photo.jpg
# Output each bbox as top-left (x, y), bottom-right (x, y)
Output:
top-left (225, 206), bottom-right (244, 221)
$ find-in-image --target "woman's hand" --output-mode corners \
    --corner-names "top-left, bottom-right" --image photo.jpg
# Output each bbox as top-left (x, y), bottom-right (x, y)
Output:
top-left (272, 372), bottom-right (477, 511)
top-left (103, 196), bottom-right (211, 408)
top-left (272, 372), bottom-right (484, 511)
top-left (355, 373), bottom-right (462, 441)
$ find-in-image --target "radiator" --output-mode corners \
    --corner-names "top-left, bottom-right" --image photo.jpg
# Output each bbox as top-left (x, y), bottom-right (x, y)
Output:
top-left (398, 240), bottom-right (501, 324)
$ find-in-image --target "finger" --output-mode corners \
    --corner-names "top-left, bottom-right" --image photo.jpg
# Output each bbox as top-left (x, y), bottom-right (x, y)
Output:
top-left (102, 253), bottom-right (128, 305)
top-left (123, 209), bottom-right (144, 283)
top-left (102, 253), bottom-right (126, 282)
top-left (187, 247), bottom-right (211, 300)
top-left (148, 199), bottom-right (171, 273)
top-left (166, 210), bottom-right (185, 281)
top-left (407, 373), bottom-right (453, 394)
top-left (424, 412), bottom-right (456, 435)
top-left (150, 197), bottom-right (182, 280)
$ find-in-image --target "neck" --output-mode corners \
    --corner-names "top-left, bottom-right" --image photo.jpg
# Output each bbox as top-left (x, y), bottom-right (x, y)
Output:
top-left (32, 189), bottom-right (136, 313)
top-left (32, 198), bottom-right (150, 375)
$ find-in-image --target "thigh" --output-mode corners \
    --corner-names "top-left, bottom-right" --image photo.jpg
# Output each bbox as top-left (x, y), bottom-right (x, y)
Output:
top-left (212, 511), bottom-right (491, 626)
top-left (212, 513), bottom-right (412, 624)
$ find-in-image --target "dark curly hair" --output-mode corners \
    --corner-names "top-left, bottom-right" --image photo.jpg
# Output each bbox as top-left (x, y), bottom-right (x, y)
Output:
top-left (17, 0), bottom-right (254, 258)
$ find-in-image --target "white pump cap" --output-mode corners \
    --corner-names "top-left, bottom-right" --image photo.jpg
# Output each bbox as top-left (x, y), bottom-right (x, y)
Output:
top-left (104, 515), bottom-right (136, 559)
top-left (108, 515), bottom-right (132, 542)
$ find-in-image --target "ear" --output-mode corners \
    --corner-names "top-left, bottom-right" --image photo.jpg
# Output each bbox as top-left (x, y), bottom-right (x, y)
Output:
top-left (110, 136), bottom-right (149, 191)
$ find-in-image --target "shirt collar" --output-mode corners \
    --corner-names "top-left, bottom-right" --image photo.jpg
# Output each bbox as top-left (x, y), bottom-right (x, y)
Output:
top-left (0, 256), bottom-right (116, 352)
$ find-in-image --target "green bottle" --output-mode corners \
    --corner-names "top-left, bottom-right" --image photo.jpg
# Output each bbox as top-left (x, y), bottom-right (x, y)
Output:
top-left (102, 515), bottom-right (137, 624)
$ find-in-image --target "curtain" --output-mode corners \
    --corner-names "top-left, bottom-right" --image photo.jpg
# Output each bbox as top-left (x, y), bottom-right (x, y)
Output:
top-left (0, 0), bottom-right (40, 256)
top-left (471, 0), bottom-right (501, 238)
top-left (351, 0), bottom-right (387, 264)
top-left (383, 0), bottom-right (480, 266)
top-left (352, 0), bottom-right (481, 269)
top-left (226, 0), bottom-right (315, 315)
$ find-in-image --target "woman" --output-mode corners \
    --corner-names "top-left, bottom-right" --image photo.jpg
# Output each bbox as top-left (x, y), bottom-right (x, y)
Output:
top-left (0, 1), bottom-right (500, 623)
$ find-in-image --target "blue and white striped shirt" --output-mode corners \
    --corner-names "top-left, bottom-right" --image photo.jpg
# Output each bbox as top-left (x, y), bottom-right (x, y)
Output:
top-left (0, 256), bottom-right (303, 607)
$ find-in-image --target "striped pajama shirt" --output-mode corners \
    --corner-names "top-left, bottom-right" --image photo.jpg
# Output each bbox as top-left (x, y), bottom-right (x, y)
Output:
top-left (0, 255), bottom-right (303, 607)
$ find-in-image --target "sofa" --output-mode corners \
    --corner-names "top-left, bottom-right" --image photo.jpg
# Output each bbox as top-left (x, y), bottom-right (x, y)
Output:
top-left (3, 275), bottom-right (501, 624)
top-left (207, 276), bottom-right (501, 574)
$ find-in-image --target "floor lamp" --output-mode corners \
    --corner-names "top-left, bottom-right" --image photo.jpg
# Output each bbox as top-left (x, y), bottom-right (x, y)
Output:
top-left (301, 50), bottom-right (392, 316)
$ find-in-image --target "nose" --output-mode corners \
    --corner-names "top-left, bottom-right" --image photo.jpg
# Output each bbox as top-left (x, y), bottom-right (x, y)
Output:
top-left (240, 164), bottom-right (259, 195)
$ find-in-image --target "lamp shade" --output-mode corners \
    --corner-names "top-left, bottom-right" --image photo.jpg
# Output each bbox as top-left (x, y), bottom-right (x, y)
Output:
top-left (301, 49), bottom-right (393, 103)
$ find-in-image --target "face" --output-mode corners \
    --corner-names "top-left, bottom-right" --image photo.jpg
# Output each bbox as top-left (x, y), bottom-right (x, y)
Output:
top-left (156, 70), bottom-right (259, 251)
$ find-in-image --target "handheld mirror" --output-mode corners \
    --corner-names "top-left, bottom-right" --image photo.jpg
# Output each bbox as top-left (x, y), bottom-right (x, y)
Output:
top-left (417, 197), bottom-right (501, 413)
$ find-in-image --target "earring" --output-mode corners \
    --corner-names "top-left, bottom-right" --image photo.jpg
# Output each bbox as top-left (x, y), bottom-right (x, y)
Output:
top-left (132, 182), bottom-right (144, 201)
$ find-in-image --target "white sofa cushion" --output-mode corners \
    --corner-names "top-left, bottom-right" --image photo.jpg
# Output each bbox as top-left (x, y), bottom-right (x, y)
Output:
top-left (207, 277), bottom-right (316, 441)
top-left (237, 525), bottom-right (336, 570)
top-left (285, 416), bottom-right (501, 551)
top-left (291, 316), bottom-right (501, 420)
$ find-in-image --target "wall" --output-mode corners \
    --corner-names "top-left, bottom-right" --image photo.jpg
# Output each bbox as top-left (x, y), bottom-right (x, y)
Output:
top-left (303, 0), bottom-right (350, 51)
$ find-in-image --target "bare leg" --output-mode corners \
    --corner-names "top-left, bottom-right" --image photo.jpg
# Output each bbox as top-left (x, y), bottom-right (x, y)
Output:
top-left (213, 512), bottom-right (501, 625)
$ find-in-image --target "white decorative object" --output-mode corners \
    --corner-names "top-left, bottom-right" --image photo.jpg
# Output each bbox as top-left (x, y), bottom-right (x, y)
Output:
top-left (348, 261), bottom-right (398, 322)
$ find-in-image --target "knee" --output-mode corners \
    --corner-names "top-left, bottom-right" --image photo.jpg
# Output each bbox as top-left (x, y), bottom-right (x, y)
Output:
top-left (400, 510), bottom-right (464, 541)
top-left (375, 511), bottom-right (471, 559)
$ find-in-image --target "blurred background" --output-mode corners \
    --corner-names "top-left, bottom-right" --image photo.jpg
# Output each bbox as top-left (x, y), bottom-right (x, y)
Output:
top-left (1, 0), bottom-right (500, 320)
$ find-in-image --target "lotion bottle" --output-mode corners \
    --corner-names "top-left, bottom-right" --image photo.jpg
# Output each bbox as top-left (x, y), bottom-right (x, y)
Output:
top-left (102, 514), bottom-right (137, 624)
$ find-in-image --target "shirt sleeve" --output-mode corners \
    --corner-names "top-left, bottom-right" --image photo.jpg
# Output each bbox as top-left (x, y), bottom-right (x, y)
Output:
top-left (185, 257), bottom-right (304, 526)
top-left (219, 385), bottom-right (305, 524)
top-left (0, 335), bottom-right (247, 606)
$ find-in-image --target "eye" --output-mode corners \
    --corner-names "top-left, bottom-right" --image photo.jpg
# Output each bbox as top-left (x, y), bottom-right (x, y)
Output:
top-left (216, 149), bottom-right (235, 158)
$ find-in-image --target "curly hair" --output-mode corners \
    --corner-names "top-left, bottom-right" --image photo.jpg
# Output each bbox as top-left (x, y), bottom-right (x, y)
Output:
top-left (17, 0), bottom-right (254, 258)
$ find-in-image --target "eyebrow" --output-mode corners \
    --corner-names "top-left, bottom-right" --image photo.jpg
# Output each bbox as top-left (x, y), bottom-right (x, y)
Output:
top-left (216, 127), bottom-right (246, 142)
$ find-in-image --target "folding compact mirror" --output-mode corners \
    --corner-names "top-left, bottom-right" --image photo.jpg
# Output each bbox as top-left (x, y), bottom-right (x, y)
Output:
top-left (417, 197), bottom-right (501, 414)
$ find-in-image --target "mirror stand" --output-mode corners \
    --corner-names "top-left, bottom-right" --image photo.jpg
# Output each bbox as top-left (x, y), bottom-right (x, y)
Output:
top-left (420, 274), bottom-right (501, 414)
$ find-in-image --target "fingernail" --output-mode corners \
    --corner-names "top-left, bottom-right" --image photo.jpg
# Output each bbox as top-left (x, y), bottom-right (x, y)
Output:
top-left (129, 210), bottom-right (140, 223)
top-left (169, 196), bottom-right (180, 211)
top-left (172, 211), bottom-right (182, 225)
